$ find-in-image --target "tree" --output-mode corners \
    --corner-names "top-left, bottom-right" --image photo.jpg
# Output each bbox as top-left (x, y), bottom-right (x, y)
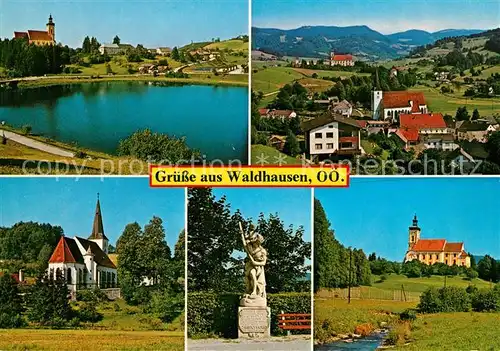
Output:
top-left (171, 47), bottom-right (180, 61)
top-left (485, 131), bottom-right (500, 166)
top-left (113, 35), bottom-right (121, 45)
top-left (283, 129), bottom-right (301, 157)
top-left (187, 188), bottom-right (240, 292)
top-left (255, 213), bottom-right (310, 293)
top-left (455, 106), bottom-right (470, 121)
top-left (82, 36), bottom-right (91, 53)
top-left (140, 216), bottom-right (171, 285)
top-left (472, 108), bottom-right (480, 120)
top-left (0, 274), bottom-right (24, 328)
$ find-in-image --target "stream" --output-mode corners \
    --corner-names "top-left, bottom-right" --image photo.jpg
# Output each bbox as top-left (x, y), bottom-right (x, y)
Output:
top-left (315, 330), bottom-right (388, 350)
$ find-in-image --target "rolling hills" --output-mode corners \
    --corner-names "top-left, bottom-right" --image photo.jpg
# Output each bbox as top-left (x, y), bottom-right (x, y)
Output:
top-left (252, 25), bottom-right (485, 60)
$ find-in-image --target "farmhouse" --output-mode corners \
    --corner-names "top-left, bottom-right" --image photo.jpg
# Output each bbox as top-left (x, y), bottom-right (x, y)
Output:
top-left (260, 109), bottom-right (297, 121)
top-left (330, 99), bottom-right (353, 117)
top-left (47, 195), bottom-right (118, 298)
top-left (330, 52), bottom-right (354, 67)
top-left (99, 43), bottom-right (121, 55)
top-left (372, 90), bottom-right (428, 121)
top-left (395, 113), bottom-right (457, 151)
top-left (456, 121), bottom-right (499, 143)
top-left (14, 15), bottom-right (55, 45)
top-left (404, 215), bottom-right (471, 267)
top-left (302, 112), bottom-right (361, 160)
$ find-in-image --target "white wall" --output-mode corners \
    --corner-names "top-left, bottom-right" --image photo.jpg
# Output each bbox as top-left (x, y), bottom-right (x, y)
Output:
top-left (309, 122), bottom-right (339, 155)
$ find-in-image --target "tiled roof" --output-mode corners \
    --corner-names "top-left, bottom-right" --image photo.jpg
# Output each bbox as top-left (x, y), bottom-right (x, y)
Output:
top-left (258, 108), bottom-right (270, 116)
top-left (332, 54), bottom-right (353, 61)
top-left (269, 110), bottom-right (294, 117)
top-left (301, 112), bottom-right (361, 132)
top-left (444, 242), bottom-right (464, 252)
top-left (27, 30), bottom-right (53, 41)
top-left (76, 237), bottom-right (116, 269)
top-left (399, 128), bottom-right (419, 142)
top-left (411, 239), bottom-right (446, 252)
top-left (400, 113), bottom-right (446, 130)
top-left (49, 236), bottom-right (84, 264)
top-left (459, 250), bottom-right (468, 258)
top-left (14, 31), bottom-right (28, 39)
top-left (383, 91), bottom-right (426, 112)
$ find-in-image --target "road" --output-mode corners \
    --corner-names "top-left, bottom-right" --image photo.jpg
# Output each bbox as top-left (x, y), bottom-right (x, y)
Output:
top-left (188, 337), bottom-right (310, 351)
top-left (1, 129), bottom-right (75, 158)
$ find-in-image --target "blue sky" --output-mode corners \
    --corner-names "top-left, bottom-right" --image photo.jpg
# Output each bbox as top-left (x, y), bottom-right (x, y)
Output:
top-left (0, 177), bottom-right (185, 248)
top-left (0, 0), bottom-right (248, 48)
top-left (213, 188), bottom-right (312, 243)
top-left (316, 177), bottom-right (500, 261)
top-left (252, 0), bottom-right (499, 33)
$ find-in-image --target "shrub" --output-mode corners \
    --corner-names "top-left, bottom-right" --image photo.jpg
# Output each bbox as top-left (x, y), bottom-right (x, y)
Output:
top-left (146, 290), bottom-right (184, 323)
top-left (471, 289), bottom-right (499, 312)
top-left (399, 309), bottom-right (417, 321)
top-left (21, 124), bottom-right (32, 135)
top-left (354, 323), bottom-right (374, 336)
top-left (77, 302), bottom-right (103, 323)
top-left (386, 322), bottom-right (412, 346)
top-left (76, 288), bottom-right (107, 303)
top-left (418, 287), bottom-right (471, 313)
top-left (187, 292), bottom-right (310, 338)
top-left (0, 312), bottom-right (25, 328)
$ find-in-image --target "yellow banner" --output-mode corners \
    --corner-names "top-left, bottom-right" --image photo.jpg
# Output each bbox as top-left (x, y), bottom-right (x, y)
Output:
top-left (149, 165), bottom-right (349, 188)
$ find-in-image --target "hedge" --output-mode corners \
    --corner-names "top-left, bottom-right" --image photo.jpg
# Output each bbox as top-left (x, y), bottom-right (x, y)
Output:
top-left (187, 292), bottom-right (311, 338)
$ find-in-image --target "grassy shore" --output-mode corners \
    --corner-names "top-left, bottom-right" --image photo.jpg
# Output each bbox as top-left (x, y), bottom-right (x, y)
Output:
top-left (16, 74), bottom-right (248, 89)
top-left (250, 144), bottom-right (302, 165)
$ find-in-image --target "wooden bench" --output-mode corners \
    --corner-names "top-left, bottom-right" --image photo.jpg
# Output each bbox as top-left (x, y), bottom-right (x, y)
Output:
top-left (277, 313), bottom-right (311, 331)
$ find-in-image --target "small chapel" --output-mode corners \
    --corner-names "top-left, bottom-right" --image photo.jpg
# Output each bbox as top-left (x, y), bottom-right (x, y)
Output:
top-left (47, 195), bottom-right (117, 294)
top-left (14, 15), bottom-right (56, 45)
top-left (404, 215), bottom-right (471, 267)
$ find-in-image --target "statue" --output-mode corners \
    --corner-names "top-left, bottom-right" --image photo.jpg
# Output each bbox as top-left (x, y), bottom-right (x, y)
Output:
top-left (239, 222), bottom-right (267, 307)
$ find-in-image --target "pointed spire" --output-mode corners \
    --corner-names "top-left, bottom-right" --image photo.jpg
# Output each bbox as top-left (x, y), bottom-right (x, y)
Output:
top-left (412, 214), bottom-right (419, 228)
top-left (89, 194), bottom-right (108, 240)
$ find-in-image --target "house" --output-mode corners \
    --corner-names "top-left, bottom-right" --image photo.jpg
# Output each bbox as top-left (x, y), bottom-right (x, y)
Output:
top-left (362, 120), bottom-right (390, 135)
top-left (268, 135), bottom-right (286, 151)
top-left (302, 112), bottom-right (361, 160)
top-left (330, 52), bottom-right (354, 67)
top-left (405, 215), bottom-right (471, 267)
top-left (372, 90), bottom-right (428, 121)
top-left (389, 66), bottom-right (408, 78)
top-left (261, 110), bottom-right (297, 121)
top-left (156, 47), bottom-right (172, 56)
top-left (47, 196), bottom-right (118, 299)
top-left (331, 99), bottom-right (353, 117)
top-left (457, 121), bottom-right (498, 143)
top-left (397, 113), bottom-right (457, 151)
top-left (138, 64), bottom-right (157, 74)
top-left (14, 15), bottom-right (55, 45)
top-left (99, 43), bottom-right (121, 55)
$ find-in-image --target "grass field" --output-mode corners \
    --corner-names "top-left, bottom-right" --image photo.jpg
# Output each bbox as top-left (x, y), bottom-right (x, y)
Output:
top-left (399, 312), bottom-right (500, 350)
top-left (0, 329), bottom-right (184, 351)
top-left (292, 68), bottom-right (370, 79)
top-left (204, 39), bottom-right (248, 52)
top-left (412, 85), bottom-right (500, 116)
top-left (251, 144), bottom-right (302, 165)
top-left (371, 274), bottom-right (492, 293)
top-left (252, 66), bottom-right (305, 94)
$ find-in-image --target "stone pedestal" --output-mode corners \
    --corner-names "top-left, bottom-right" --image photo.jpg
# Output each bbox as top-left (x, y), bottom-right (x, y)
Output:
top-left (238, 306), bottom-right (271, 338)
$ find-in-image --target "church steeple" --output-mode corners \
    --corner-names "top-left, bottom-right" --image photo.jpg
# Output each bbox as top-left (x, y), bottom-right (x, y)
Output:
top-left (46, 14), bottom-right (55, 42)
top-left (89, 194), bottom-right (109, 253)
top-left (408, 214), bottom-right (421, 250)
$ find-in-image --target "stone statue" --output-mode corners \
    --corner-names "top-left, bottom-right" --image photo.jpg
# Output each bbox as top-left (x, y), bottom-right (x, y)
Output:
top-left (239, 222), bottom-right (267, 307)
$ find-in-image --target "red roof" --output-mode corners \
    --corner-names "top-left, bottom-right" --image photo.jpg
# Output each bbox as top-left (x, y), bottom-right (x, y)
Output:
top-left (332, 54), bottom-right (353, 61)
top-left (411, 239), bottom-right (446, 252)
top-left (356, 120), bottom-right (367, 128)
top-left (399, 128), bottom-right (419, 142)
top-left (49, 236), bottom-right (78, 264)
top-left (444, 242), bottom-right (464, 252)
top-left (14, 31), bottom-right (28, 39)
top-left (258, 108), bottom-right (270, 116)
top-left (383, 91), bottom-right (426, 112)
top-left (27, 30), bottom-right (53, 42)
top-left (400, 113), bottom-right (446, 130)
top-left (459, 250), bottom-right (468, 258)
top-left (270, 110), bottom-right (294, 117)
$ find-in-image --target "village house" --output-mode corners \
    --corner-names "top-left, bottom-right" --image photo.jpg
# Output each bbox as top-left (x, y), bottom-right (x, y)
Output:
top-left (99, 43), bottom-right (121, 55)
top-left (156, 47), bottom-right (172, 56)
top-left (330, 99), bottom-right (353, 117)
top-left (357, 120), bottom-right (391, 135)
top-left (259, 109), bottom-right (297, 121)
top-left (268, 135), bottom-right (286, 151)
top-left (47, 196), bottom-right (118, 299)
top-left (389, 66), bottom-right (409, 78)
top-left (372, 90), bottom-right (428, 121)
top-left (330, 52), bottom-right (354, 67)
top-left (404, 215), bottom-right (471, 267)
top-left (395, 113), bottom-right (457, 151)
top-left (456, 121), bottom-right (499, 143)
top-left (14, 15), bottom-right (55, 45)
top-left (302, 113), bottom-right (361, 160)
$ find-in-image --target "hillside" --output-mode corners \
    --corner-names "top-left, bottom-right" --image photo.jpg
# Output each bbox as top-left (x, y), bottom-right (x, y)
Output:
top-left (252, 25), bottom-right (486, 60)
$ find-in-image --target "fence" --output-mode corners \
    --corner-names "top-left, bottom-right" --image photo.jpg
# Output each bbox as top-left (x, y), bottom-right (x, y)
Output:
top-left (319, 286), bottom-right (421, 302)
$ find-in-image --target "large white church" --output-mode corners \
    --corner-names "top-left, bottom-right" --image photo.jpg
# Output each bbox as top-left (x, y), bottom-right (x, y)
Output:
top-left (47, 195), bottom-right (117, 295)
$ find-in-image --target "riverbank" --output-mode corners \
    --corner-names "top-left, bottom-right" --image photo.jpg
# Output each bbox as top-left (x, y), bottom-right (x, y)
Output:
top-left (9, 73), bottom-right (248, 89)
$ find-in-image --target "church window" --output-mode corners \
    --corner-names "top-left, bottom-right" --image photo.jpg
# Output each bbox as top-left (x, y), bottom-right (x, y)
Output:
top-left (112, 273), bottom-right (116, 288)
top-left (56, 268), bottom-right (61, 279)
top-left (50, 268), bottom-right (54, 280)
top-left (67, 268), bottom-right (72, 284)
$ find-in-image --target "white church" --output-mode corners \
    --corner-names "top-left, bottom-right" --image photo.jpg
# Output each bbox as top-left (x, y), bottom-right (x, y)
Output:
top-left (372, 90), bottom-right (428, 122)
top-left (47, 195), bottom-right (118, 297)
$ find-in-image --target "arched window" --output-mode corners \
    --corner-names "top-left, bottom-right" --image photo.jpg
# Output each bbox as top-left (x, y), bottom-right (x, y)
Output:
top-left (112, 273), bottom-right (116, 288)
top-left (67, 268), bottom-right (72, 284)
top-left (56, 268), bottom-right (61, 279)
top-left (50, 268), bottom-right (54, 280)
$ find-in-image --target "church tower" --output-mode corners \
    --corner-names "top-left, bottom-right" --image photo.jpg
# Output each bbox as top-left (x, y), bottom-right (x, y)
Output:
top-left (46, 14), bottom-right (55, 42)
top-left (408, 214), bottom-right (421, 250)
top-left (88, 194), bottom-right (109, 254)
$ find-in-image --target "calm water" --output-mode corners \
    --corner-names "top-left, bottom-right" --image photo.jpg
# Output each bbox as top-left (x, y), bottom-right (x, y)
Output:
top-left (315, 331), bottom-right (387, 351)
top-left (0, 82), bottom-right (248, 162)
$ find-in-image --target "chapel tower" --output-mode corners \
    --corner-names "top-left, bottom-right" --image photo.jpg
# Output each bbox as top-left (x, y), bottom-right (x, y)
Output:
top-left (46, 14), bottom-right (55, 42)
top-left (88, 194), bottom-right (109, 254)
top-left (408, 214), bottom-right (421, 250)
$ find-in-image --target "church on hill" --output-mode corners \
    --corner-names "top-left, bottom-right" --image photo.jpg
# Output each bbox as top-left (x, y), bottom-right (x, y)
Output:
top-left (47, 195), bottom-right (118, 296)
top-left (404, 215), bottom-right (471, 267)
top-left (14, 14), bottom-right (56, 45)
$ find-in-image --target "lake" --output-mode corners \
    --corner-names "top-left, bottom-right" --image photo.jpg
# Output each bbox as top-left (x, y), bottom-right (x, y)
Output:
top-left (0, 82), bottom-right (248, 163)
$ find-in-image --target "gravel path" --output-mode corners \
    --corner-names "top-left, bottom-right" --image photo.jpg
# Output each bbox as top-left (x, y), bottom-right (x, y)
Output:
top-left (188, 336), bottom-right (311, 351)
top-left (2, 130), bottom-right (75, 158)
